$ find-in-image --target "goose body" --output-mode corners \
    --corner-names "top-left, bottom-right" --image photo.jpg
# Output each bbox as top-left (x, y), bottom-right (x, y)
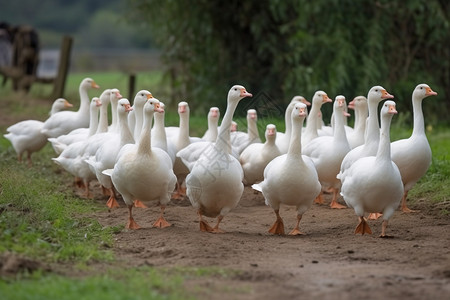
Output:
top-left (302, 95), bottom-right (351, 209)
top-left (107, 98), bottom-right (176, 229)
top-left (185, 85), bottom-right (252, 232)
top-left (41, 78), bottom-right (99, 138)
top-left (4, 98), bottom-right (73, 165)
top-left (240, 124), bottom-right (281, 186)
top-left (253, 102), bottom-right (321, 235)
top-left (341, 101), bottom-right (403, 237)
top-left (390, 84), bottom-right (437, 212)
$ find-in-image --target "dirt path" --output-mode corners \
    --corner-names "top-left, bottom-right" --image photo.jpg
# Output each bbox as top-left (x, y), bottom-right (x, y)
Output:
top-left (91, 186), bottom-right (450, 299)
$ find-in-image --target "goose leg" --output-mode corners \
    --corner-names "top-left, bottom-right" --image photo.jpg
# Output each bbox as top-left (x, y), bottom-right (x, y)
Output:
top-left (400, 191), bottom-right (418, 213)
top-left (153, 205), bottom-right (171, 228)
top-left (268, 209), bottom-right (285, 235)
top-left (133, 199), bottom-right (148, 208)
top-left (379, 220), bottom-right (393, 238)
top-left (211, 215), bottom-right (225, 233)
top-left (289, 214), bottom-right (304, 235)
top-left (126, 204), bottom-right (141, 230)
top-left (330, 188), bottom-right (346, 209)
top-left (198, 211), bottom-right (213, 232)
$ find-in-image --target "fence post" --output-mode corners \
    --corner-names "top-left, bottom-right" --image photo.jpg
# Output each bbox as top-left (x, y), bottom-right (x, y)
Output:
top-left (128, 73), bottom-right (136, 101)
top-left (52, 35), bottom-right (72, 99)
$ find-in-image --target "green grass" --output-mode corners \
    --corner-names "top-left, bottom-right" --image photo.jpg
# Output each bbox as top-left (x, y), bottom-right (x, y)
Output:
top-left (0, 267), bottom-right (191, 300)
top-left (0, 142), bottom-right (116, 263)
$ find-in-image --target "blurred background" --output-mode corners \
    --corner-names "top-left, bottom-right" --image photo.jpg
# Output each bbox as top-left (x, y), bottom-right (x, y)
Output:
top-left (0, 0), bottom-right (449, 125)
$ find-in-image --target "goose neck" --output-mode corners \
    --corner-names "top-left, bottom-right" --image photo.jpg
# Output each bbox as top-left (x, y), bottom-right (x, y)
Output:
top-left (138, 112), bottom-right (154, 155)
top-left (411, 97), bottom-right (425, 137)
top-left (216, 100), bottom-right (238, 152)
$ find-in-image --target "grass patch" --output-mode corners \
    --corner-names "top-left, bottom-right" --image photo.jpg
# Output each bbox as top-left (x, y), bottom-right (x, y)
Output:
top-left (0, 267), bottom-right (191, 300)
top-left (0, 142), bottom-right (115, 263)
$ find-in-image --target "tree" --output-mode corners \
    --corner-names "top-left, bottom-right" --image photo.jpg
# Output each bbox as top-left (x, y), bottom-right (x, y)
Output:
top-left (127, 0), bottom-right (449, 124)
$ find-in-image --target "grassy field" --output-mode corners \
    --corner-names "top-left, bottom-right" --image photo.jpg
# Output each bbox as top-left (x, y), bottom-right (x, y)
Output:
top-left (0, 71), bottom-right (449, 298)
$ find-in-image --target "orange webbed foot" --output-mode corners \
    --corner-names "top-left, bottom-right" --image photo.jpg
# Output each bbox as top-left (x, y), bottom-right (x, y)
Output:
top-left (288, 228), bottom-right (305, 236)
top-left (126, 217), bottom-right (141, 230)
top-left (106, 196), bottom-right (120, 209)
top-left (368, 212), bottom-right (382, 220)
top-left (133, 200), bottom-right (148, 208)
top-left (354, 217), bottom-right (372, 235)
top-left (268, 219), bottom-right (285, 235)
top-left (330, 200), bottom-right (346, 209)
top-left (153, 216), bottom-right (171, 228)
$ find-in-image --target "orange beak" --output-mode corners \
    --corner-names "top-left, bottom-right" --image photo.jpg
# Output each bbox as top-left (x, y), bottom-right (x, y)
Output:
top-left (388, 104), bottom-right (397, 114)
top-left (125, 104), bottom-right (133, 112)
top-left (426, 87), bottom-right (437, 96)
top-left (240, 88), bottom-right (253, 98)
top-left (91, 81), bottom-right (100, 89)
top-left (381, 89), bottom-right (394, 99)
top-left (147, 93), bottom-right (153, 99)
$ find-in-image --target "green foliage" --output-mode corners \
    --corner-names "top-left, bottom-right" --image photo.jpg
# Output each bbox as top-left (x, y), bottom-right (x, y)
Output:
top-left (126, 0), bottom-right (450, 124)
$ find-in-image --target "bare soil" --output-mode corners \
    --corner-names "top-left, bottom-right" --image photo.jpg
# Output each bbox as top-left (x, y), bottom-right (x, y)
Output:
top-left (88, 183), bottom-right (450, 299)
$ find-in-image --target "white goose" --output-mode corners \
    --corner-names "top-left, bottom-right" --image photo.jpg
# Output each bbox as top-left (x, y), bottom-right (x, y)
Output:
top-left (338, 86), bottom-right (394, 180)
top-left (202, 107), bottom-right (220, 142)
top-left (240, 124), bottom-right (281, 186)
top-left (230, 109), bottom-right (261, 155)
top-left (301, 91), bottom-right (332, 147)
top-left (275, 96), bottom-right (310, 154)
top-left (105, 98), bottom-right (176, 229)
top-left (4, 98), bottom-right (73, 166)
top-left (185, 85), bottom-right (252, 232)
top-left (346, 95), bottom-right (368, 149)
top-left (167, 101), bottom-right (200, 199)
top-left (86, 98), bottom-right (135, 209)
top-left (391, 83), bottom-right (438, 212)
top-left (127, 90), bottom-right (153, 141)
top-left (52, 97), bottom-right (103, 197)
top-left (341, 101), bottom-right (403, 237)
top-left (252, 102), bottom-right (321, 235)
top-left (41, 78), bottom-right (99, 138)
top-left (302, 95), bottom-right (351, 209)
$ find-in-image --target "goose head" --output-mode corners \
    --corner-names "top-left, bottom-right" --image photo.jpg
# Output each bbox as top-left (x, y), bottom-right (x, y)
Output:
top-left (228, 85), bottom-right (253, 104)
top-left (265, 124), bottom-right (277, 141)
top-left (247, 109), bottom-right (257, 121)
top-left (177, 101), bottom-right (189, 115)
top-left (81, 77), bottom-right (100, 90)
top-left (414, 83), bottom-right (437, 100)
top-left (91, 97), bottom-right (102, 108)
top-left (335, 95), bottom-right (350, 117)
top-left (110, 88), bottom-right (123, 103)
top-left (117, 98), bottom-right (133, 115)
top-left (292, 95), bottom-right (311, 106)
top-left (348, 96), bottom-right (367, 111)
top-left (133, 90), bottom-right (152, 108)
top-left (292, 102), bottom-right (308, 123)
top-left (145, 98), bottom-right (164, 116)
top-left (367, 86), bottom-right (394, 104)
top-left (208, 107), bottom-right (220, 123)
top-left (383, 100), bottom-right (398, 116)
top-left (312, 91), bottom-right (332, 106)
